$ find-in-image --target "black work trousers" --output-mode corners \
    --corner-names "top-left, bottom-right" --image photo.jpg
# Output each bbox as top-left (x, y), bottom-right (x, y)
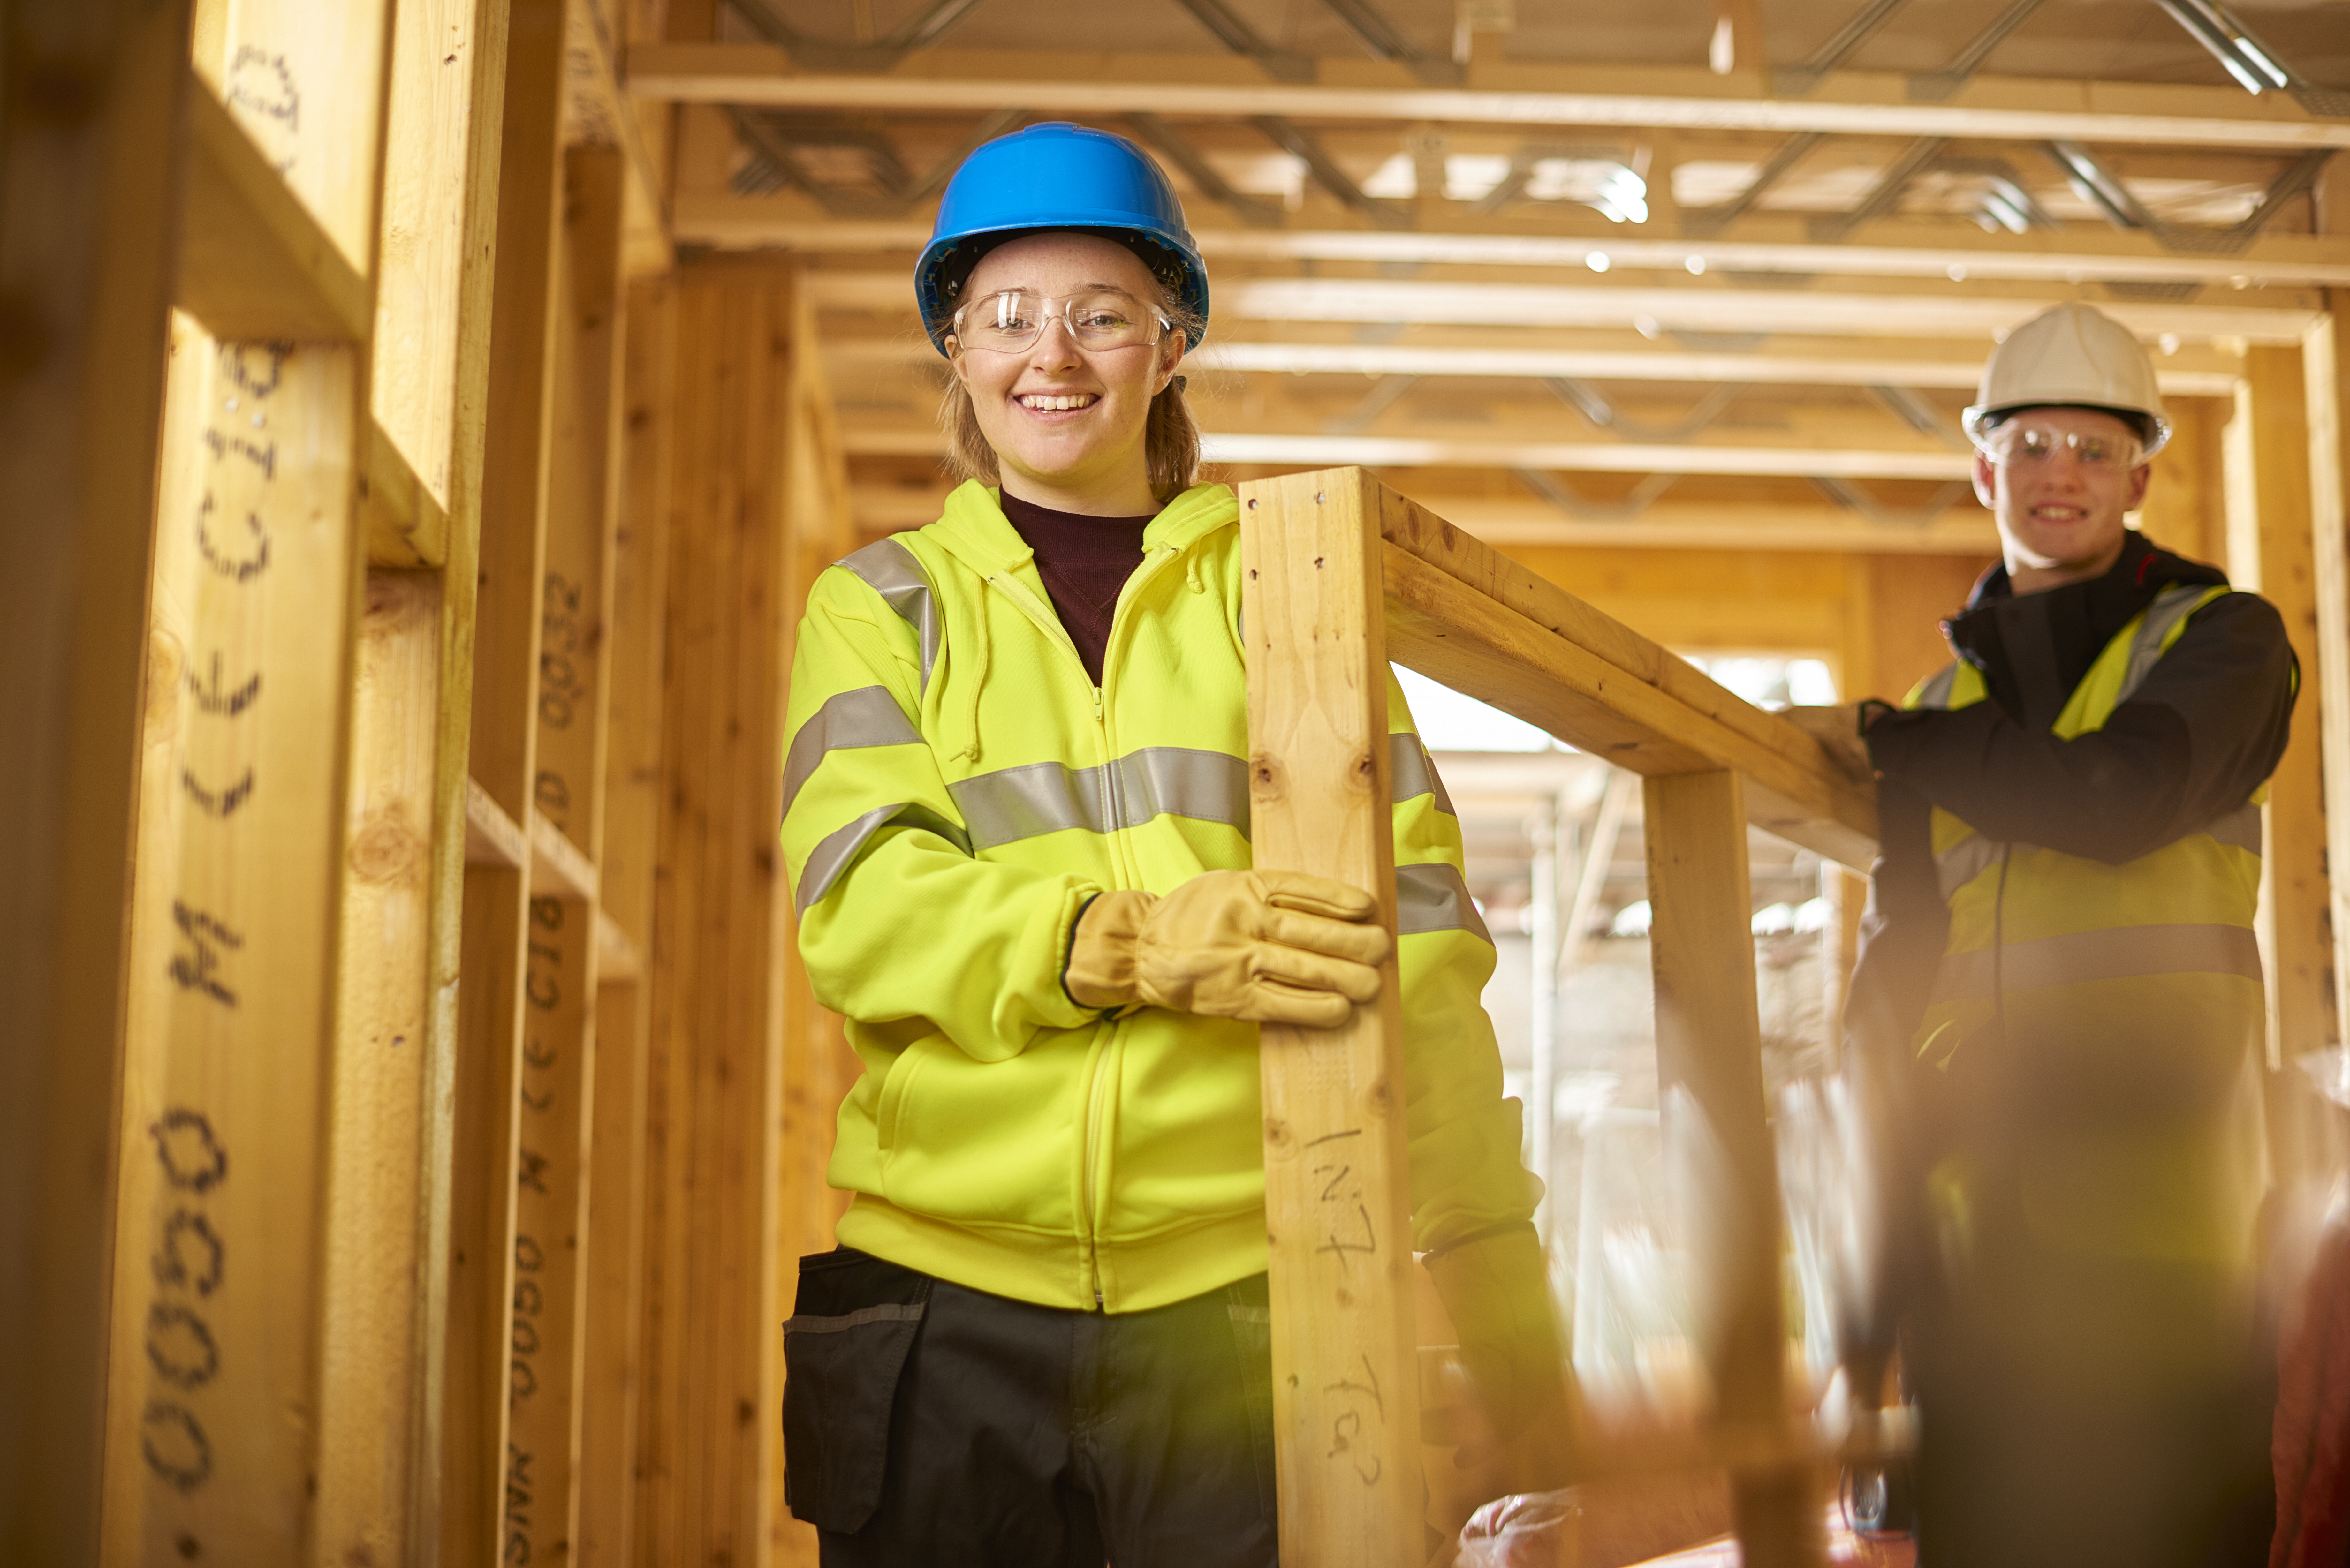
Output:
top-left (782, 1247), bottom-right (1279, 1567)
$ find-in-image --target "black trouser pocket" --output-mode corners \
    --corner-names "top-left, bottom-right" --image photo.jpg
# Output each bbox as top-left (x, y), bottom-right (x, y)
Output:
top-left (782, 1248), bottom-right (934, 1533)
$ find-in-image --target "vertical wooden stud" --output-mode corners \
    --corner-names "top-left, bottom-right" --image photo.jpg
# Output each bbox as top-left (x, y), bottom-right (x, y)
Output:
top-left (2224, 349), bottom-right (2330, 1071)
top-left (316, 569), bottom-right (444, 1567)
top-left (638, 260), bottom-right (797, 1568)
top-left (1644, 769), bottom-right (1823, 1568)
top-left (443, 0), bottom-right (568, 1559)
top-left (2140, 396), bottom-right (2224, 567)
top-left (102, 0), bottom-right (396, 1554)
top-left (507, 889), bottom-right (598, 1559)
top-left (2302, 305), bottom-right (2350, 1061)
top-left (505, 139), bottom-right (631, 1568)
top-left (575, 274), bottom-right (678, 1568)
top-left (0, 2), bottom-right (193, 1558)
top-left (106, 327), bottom-right (374, 1568)
top-left (1238, 468), bottom-right (1424, 1568)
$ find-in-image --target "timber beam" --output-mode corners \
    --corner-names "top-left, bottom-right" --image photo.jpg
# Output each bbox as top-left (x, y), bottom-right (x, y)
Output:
top-left (824, 333), bottom-right (2248, 395)
top-left (626, 44), bottom-right (2350, 153)
top-left (672, 201), bottom-right (2350, 290)
top-left (802, 270), bottom-right (2323, 345)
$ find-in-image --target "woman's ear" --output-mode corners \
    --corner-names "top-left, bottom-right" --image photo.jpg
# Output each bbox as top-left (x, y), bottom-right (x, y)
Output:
top-left (1156, 335), bottom-right (1186, 396)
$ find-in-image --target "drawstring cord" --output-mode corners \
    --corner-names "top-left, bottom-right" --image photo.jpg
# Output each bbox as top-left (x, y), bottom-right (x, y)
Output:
top-left (955, 584), bottom-right (991, 765)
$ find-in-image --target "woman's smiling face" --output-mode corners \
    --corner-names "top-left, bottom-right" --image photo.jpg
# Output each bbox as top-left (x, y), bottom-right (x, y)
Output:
top-left (948, 231), bottom-right (1184, 515)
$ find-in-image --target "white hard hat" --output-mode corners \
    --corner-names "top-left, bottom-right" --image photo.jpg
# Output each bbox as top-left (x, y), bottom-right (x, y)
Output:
top-left (1962, 302), bottom-right (2170, 459)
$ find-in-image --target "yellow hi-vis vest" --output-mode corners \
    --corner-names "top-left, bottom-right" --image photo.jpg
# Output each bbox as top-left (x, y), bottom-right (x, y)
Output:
top-left (1904, 584), bottom-right (2266, 1271)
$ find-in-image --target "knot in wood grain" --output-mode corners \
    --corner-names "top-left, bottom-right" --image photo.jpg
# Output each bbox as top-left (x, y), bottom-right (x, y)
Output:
top-left (1249, 753), bottom-right (1287, 802)
top-left (348, 803), bottom-right (424, 885)
top-left (146, 629), bottom-right (185, 727)
top-left (1263, 1116), bottom-right (1295, 1154)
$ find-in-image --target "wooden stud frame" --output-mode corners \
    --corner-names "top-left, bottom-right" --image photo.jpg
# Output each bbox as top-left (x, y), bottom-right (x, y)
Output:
top-left (1238, 467), bottom-right (1874, 1567)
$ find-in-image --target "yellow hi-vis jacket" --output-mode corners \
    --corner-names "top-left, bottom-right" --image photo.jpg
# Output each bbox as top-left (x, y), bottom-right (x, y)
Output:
top-left (780, 480), bottom-right (1538, 1313)
top-left (1904, 584), bottom-right (2265, 1271)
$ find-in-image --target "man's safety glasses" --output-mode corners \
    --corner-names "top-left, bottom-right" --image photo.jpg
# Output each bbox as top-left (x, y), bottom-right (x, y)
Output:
top-left (1982, 423), bottom-right (2143, 472)
top-left (949, 289), bottom-right (1172, 355)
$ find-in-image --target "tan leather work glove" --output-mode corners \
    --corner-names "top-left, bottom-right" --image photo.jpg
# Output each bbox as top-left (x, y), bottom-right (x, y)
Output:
top-left (1064, 870), bottom-right (1390, 1028)
top-left (1425, 1226), bottom-right (1577, 1492)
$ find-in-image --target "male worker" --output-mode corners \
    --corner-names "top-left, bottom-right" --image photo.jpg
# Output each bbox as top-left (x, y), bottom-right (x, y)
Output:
top-left (1793, 302), bottom-right (2295, 1566)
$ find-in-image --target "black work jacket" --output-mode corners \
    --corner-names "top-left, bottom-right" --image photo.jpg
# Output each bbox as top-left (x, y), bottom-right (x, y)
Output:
top-left (1843, 531), bottom-right (2297, 1077)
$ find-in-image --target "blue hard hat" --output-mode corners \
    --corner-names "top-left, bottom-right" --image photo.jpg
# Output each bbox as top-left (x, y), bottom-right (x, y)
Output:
top-left (915, 122), bottom-right (1209, 357)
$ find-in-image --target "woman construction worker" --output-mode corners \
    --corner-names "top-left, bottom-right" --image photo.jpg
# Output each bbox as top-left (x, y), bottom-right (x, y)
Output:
top-left (1796, 302), bottom-right (2296, 1566)
top-left (775, 123), bottom-right (1566, 1564)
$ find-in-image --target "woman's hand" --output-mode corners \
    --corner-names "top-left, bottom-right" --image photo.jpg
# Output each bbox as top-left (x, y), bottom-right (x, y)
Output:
top-left (1065, 870), bottom-right (1391, 1027)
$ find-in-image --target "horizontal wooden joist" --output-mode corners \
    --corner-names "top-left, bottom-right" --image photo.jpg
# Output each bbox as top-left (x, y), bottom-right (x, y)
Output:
top-left (179, 72), bottom-right (370, 342)
top-left (824, 333), bottom-right (2245, 396)
top-left (804, 269), bottom-right (2318, 344)
top-left (847, 483), bottom-right (2000, 554)
top-left (673, 202), bottom-right (2350, 291)
top-left (841, 423), bottom-right (1974, 479)
top-left (1362, 476), bottom-right (1881, 865)
top-left (626, 44), bottom-right (2350, 152)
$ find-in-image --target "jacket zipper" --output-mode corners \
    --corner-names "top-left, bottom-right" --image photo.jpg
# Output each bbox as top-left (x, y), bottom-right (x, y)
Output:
top-left (982, 540), bottom-right (1191, 1311)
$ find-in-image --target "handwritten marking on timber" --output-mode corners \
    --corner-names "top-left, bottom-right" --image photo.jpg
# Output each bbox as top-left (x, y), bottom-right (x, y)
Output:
top-left (167, 901), bottom-right (244, 1006)
top-left (511, 1234), bottom-right (544, 1399)
top-left (142, 1112), bottom-right (225, 1493)
top-left (151, 1108), bottom-right (228, 1193)
top-left (1325, 1354), bottom-right (1389, 1485)
top-left (153, 1210), bottom-right (224, 1296)
top-left (1307, 1128), bottom-right (1377, 1259)
top-left (146, 1304), bottom-right (221, 1390)
top-left (141, 1402), bottom-right (213, 1492)
top-left (505, 1442), bottom-right (535, 1565)
top-left (538, 573), bottom-right (586, 732)
top-left (186, 653), bottom-right (261, 717)
top-left (199, 426), bottom-right (277, 479)
top-left (179, 764), bottom-right (256, 819)
top-left (194, 496), bottom-right (271, 583)
top-left (224, 47), bottom-right (299, 172)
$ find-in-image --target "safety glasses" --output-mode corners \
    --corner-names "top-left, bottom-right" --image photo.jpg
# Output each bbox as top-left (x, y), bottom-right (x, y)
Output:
top-left (1982, 422), bottom-right (2144, 473)
top-left (949, 288), bottom-right (1172, 355)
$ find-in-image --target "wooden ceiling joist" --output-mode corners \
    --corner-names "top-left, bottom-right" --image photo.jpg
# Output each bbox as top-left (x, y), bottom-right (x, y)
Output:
top-left (822, 334), bottom-right (2246, 395)
top-left (671, 203), bottom-right (2350, 290)
top-left (802, 269), bottom-right (2321, 343)
top-left (845, 482), bottom-right (2001, 553)
top-left (626, 44), bottom-right (2350, 152)
top-left (839, 422), bottom-right (1976, 479)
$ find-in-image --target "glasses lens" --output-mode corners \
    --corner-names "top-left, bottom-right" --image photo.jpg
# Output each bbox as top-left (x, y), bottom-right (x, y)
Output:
top-left (954, 290), bottom-right (1164, 352)
top-left (960, 290), bottom-right (1042, 351)
top-left (1996, 426), bottom-right (2136, 470)
top-left (1065, 291), bottom-right (1156, 348)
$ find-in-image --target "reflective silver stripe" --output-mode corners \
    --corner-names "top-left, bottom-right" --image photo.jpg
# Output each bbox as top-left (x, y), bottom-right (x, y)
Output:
top-left (2204, 801), bottom-right (2263, 855)
top-left (841, 538), bottom-right (942, 691)
top-left (1933, 834), bottom-right (2016, 902)
top-left (1397, 861), bottom-right (1492, 943)
top-left (1390, 733), bottom-right (1456, 815)
top-left (795, 802), bottom-right (973, 912)
top-left (781, 685), bottom-right (921, 821)
top-left (1929, 922), bottom-right (2261, 1001)
top-left (783, 1303), bottom-right (927, 1336)
top-left (1935, 804), bottom-right (2261, 902)
top-left (1914, 664), bottom-right (1960, 711)
top-left (2113, 585), bottom-right (2216, 706)
top-left (949, 747), bottom-right (1251, 850)
top-left (1114, 748), bottom-right (1251, 834)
